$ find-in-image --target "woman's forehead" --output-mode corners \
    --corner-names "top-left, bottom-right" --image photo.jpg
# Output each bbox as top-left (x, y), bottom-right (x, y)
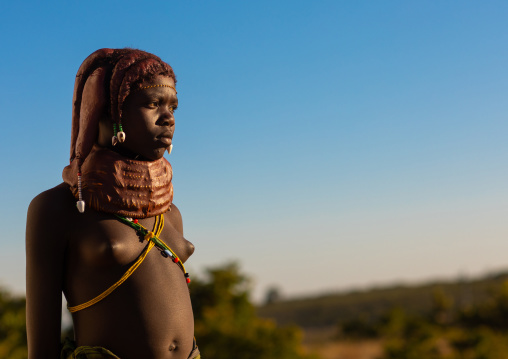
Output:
top-left (140, 75), bottom-right (175, 88)
top-left (127, 76), bottom-right (178, 104)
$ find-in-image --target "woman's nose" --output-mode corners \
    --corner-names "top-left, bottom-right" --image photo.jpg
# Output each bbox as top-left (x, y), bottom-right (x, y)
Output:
top-left (160, 108), bottom-right (175, 126)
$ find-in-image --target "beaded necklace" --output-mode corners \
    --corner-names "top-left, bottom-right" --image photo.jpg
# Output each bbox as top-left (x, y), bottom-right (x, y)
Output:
top-left (115, 214), bottom-right (190, 283)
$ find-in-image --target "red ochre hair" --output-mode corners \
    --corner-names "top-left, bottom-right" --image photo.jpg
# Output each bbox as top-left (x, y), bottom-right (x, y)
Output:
top-left (69, 48), bottom-right (176, 166)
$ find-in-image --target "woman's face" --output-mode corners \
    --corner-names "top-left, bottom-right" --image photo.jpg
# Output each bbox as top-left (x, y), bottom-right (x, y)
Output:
top-left (119, 75), bottom-right (178, 161)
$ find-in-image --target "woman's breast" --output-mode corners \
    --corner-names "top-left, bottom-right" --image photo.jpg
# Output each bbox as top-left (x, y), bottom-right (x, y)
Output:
top-left (68, 214), bottom-right (193, 269)
top-left (71, 218), bottom-right (143, 267)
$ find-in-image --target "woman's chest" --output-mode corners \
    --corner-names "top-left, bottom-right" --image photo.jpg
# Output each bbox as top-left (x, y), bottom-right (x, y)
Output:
top-left (68, 214), bottom-right (194, 270)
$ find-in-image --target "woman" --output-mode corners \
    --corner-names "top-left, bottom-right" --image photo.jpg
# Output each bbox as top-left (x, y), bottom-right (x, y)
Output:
top-left (26, 48), bottom-right (199, 359)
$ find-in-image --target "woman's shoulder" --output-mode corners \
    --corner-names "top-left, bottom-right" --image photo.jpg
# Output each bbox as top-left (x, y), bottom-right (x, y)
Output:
top-left (28, 183), bottom-right (76, 220)
top-left (26, 183), bottom-right (78, 252)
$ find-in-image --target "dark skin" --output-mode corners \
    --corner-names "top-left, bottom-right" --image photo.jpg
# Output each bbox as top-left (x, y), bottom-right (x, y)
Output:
top-left (26, 76), bottom-right (196, 359)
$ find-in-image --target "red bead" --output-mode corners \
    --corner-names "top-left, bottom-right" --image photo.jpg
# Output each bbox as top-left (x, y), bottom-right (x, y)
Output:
top-left (186, 278), bottom-right (191, 284)
top-left (133, 219), bottom-right (139, 224)
top-left (173, 258), bottom-right (179, 263)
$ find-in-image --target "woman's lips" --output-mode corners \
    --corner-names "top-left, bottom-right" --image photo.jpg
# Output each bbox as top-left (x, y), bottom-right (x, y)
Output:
top-left (158, 136), bottom-right (172, 146)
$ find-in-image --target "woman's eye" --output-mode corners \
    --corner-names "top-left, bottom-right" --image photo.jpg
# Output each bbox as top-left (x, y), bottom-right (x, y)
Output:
top-left (147, 101), bottom-right (158, 108)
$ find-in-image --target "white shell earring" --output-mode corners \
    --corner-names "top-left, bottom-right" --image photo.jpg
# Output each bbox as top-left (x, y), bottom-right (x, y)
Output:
top-left (117, 130), bottom-right (126, 143)
top-left (112, 123), bottom-right (126, 145)
top-left (112, 123), bottom-right (118, 146)
top-left (117, 123), bottom-right (126, 143)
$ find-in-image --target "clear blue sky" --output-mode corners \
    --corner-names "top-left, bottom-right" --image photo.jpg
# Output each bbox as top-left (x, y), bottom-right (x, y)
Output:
top-left (1, 1), bottom-right (508, 301)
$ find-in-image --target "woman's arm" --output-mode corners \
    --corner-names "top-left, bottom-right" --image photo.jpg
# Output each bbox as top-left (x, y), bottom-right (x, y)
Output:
top-left (26, 189), bottom-right (68, 358)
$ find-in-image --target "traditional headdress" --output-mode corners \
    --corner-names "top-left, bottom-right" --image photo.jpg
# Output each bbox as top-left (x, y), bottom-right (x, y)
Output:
top-left (62, 48), bottom-right (177, 218)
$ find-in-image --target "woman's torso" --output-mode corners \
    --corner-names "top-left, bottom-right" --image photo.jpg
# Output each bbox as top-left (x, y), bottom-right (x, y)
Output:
top-left (57, 183), bottom-right (195, 359)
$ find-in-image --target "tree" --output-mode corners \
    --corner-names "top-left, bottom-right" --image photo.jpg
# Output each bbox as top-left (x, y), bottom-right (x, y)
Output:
top-left (190, 262), bottom-right (319, 359)
top-left (264, 286), bottom-right (282, 305)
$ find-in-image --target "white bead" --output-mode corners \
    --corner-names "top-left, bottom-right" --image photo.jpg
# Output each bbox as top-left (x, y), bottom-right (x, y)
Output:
top-left (77, 200), bottom-right (85, 213)
top-left (117, 131), bottom-right (126, 143)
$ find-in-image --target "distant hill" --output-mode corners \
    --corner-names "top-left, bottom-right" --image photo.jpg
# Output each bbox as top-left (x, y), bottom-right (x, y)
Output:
top-left (257, 270), bottom-right (508, 330)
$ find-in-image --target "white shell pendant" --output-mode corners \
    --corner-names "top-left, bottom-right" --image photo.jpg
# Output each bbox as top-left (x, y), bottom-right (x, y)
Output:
top-left (112, 136), bottom-right (118, 146)
top-left (167, 144), bottom-right (173, 155)
top-left (117, 131), bottom-right (126, 143)
top-left (77, 200), bottom-right (85, 213)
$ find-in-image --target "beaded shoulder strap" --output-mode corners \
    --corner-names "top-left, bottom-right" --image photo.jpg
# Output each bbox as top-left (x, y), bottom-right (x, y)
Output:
top-left (68, 215), bottom-right (165, 313)
top-left (114, 214), bottom-right (190, 282)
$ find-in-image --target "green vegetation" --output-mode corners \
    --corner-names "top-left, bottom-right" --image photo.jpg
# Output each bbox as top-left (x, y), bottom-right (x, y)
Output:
top-left (258, 273), bottom-right (508, 329)
top-left (0, 289), bottom-right (27, 359)
top-left (379, 283), bottom-right (508, 359)
top-left (190, 262), bottom-right (318, 359)
top-left (259, 271), bottom-right (508, 358)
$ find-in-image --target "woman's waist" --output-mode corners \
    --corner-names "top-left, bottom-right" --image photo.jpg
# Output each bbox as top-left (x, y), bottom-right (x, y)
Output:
top-left (71, 303), bottom-right (195, 359)
top-left (71, 336), bottom-right (196, 359)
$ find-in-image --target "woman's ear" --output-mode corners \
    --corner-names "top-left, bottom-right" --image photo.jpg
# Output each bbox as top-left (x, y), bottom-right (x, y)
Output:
top-left (97, 116), bottom-right (114, 147)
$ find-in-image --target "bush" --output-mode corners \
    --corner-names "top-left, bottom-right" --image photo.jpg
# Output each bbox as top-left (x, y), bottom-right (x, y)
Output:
top-left (190, 262), bottom-right (319, 359)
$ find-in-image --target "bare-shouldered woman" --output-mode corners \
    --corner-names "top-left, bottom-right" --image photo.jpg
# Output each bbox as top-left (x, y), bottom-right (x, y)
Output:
top-left (26, 48), bottom-right (200, 359)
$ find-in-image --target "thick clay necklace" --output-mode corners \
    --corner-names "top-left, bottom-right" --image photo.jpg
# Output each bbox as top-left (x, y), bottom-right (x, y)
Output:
top-left (62, 144), bottom-right (174, 219)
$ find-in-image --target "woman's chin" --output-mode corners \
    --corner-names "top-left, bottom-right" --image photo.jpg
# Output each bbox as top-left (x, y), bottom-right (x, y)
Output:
top-left (146, 147), bottom-right (168, 161)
